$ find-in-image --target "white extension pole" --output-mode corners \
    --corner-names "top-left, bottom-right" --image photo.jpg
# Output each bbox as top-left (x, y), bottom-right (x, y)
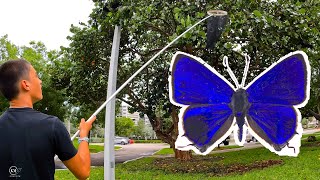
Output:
top-left (54, 12), bottom-right (225, 164)
top-left (104, 25), bottom-right (121, 180)
top-left (67, 14), bottom-right (214, 143)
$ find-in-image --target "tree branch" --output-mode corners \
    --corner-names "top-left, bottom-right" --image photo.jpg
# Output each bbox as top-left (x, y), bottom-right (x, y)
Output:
top-left (144, 22), bottom-right (171, 37)
top-left (149, 17), bottom-right (174, 34)
top-left (136, 46), bottom-right (179, 57)
top-left (127, 87), bottom-right (146, 111)
top-left (310, 110), bottom-right (320, 121)
top-left (117, 97), bottom-right (136, 108)
top-left (83, 91), bottom-right (97, 104)
top-left (165, 124), bottom-right (174, 135)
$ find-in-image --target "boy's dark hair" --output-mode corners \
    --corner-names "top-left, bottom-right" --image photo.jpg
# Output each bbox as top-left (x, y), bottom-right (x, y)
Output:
top-left (0, 59), bottom-right (31, 101)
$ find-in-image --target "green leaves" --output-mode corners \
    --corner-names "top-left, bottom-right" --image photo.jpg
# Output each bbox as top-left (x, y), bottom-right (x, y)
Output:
top-left (0, 35), bottom-right (68, 119)
top-left (0, 35), bottom-right (18, 60)
top-left (298, 8), bottom-right (306, 14)
top-left (253, 10), bottom-right (262, 18)
top-left (115, 117), bottom-right (135, 137)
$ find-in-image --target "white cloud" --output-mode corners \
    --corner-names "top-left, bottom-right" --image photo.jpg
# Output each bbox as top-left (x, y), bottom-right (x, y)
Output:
top-left (0, 0), bottom-right (94, 50)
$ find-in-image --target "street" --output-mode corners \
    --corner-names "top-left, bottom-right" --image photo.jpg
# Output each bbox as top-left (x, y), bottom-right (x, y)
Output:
top-left (55, 143), bottom-right (169, 169)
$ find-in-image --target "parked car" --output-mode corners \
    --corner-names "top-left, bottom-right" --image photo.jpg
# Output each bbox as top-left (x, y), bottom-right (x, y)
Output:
top-left (114, 136), bottom-right (129, 145)
top-left (246, 133), bottom-right (258, 143)
top-left (247, 136), bottom-right (258, 143)
top-left (218, 136), bottom-right (230, 147)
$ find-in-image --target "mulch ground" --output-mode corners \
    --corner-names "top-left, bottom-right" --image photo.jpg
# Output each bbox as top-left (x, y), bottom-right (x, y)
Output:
top-left (152, 155), bottom-right (283, 176)
top-left (302, 140), bottom-right (320, 147)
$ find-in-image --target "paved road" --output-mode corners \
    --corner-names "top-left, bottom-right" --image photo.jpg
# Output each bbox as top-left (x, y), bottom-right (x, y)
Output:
top-left (302, 128), bottom-right (320, 134)
top-left (55, 143), bottom-right (169, 169)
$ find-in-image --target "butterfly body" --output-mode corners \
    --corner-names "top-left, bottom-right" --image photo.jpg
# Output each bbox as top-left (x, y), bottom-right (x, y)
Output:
top-left (230, 88), bottom-right (251, 142)
top-left (169, 51), bottom-right (310, 157)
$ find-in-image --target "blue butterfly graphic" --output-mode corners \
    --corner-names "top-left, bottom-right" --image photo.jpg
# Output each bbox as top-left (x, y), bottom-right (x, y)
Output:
top-left (169, 51), bottom-right (310, 156)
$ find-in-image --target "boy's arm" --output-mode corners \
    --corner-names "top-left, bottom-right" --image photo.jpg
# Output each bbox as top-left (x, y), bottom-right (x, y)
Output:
top-left (62, 117), bottom-right (96, 180)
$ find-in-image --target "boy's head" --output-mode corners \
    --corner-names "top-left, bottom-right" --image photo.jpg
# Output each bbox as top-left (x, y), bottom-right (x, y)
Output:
top-left (0, 59), bottom-right (42, 103)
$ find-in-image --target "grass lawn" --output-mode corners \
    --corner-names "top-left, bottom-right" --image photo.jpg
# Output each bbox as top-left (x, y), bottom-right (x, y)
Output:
top-left (56, 137), bottom-right (320, 180)
top-left (72, 140), bottom-right (121, 153)
top-left (302, 132), bottom-right (320, 139)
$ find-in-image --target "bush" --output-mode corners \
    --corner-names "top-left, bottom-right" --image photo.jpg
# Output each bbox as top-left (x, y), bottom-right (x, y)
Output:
top-left (90, 138), bottom-right (104, 143)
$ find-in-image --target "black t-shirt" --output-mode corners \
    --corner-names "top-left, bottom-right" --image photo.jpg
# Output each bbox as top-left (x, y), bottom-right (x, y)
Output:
top-left (0, 108), bottom-right (77, 179)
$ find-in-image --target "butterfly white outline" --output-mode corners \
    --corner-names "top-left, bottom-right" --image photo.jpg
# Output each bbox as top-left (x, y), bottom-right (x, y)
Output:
top-left (169, 51), bottom-right (310, 156)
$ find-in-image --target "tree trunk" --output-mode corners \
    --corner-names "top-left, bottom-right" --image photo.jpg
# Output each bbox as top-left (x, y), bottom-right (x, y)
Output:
top-left (174, 148), bottom-right (192, 160)
top-left (318, 105), bottom-right (320, 128)
top-left (310, 110), bottom-right (320, 128)
top-left (169, 46), bottom-right (192, 160)
top-left (151, 105), bottom-right (193, 160)
top-left (171, 106), bottom-right (192, 160)
top-left (310, 110), bottom-right (320, 121)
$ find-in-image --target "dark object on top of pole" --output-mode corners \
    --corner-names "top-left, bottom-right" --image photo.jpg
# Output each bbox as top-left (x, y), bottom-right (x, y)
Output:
top-left (206, 10), bottom-right (228, 49)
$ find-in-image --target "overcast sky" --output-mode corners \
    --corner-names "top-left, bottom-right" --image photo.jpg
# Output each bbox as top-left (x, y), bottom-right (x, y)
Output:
top-left (0, 0), bottom-right (94, 50)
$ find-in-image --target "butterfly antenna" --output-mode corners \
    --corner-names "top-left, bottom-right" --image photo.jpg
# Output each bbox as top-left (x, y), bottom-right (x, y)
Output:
top-left (241, 54), bottom-right (250, 87)
top-left (223, 56), bottom-right (240, 88)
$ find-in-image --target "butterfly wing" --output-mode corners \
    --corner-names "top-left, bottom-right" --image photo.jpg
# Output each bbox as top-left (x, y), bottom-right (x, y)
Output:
top-left (246, 104), bottom-right (301, 156)
top-left (176, 104), bottom-right (234, 155)
top-left (169, 52), bottom-right (235, 106)
top-left (169, 52), bottom-right (235, 155)
top-left (245, 51), bottom-right (310, 156)
top-left (246, 51), bottom-right (310, 106)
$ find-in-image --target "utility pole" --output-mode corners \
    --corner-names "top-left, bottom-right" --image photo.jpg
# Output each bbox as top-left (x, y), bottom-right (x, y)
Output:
top-left (104, 25), bottom-right (121, 180)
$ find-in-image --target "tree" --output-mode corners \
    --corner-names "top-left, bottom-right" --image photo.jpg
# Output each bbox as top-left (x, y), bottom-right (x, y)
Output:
top-left (0, 35), bottom-right (18, 113)
top-left (0, 35), bottom-right (68, 120)
top-left (115, 117), bottom-right (135, 136)
top-left (133, 119), bottom-right (146, 139)
top-left (56, 0), bottom-right (320, 160)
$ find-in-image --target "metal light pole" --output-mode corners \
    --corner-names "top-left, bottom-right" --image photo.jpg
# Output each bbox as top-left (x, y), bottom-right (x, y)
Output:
top-left (104, 25), bottom-right (121, 180)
